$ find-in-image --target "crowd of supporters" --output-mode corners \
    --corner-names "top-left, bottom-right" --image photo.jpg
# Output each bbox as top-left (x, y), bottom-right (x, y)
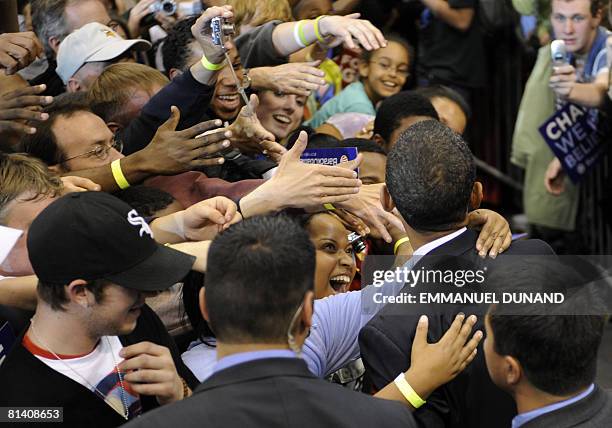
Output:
top-left (0, 1), bottom-right (611, 427)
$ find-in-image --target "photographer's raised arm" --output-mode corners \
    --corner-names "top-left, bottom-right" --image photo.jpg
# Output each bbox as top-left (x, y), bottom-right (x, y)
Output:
top-left (119, 6), bottom-right (234, 156)
top-left (549, 65), bottom-right (608, 108)
top-left (188, 6), bottom-right (234, 85)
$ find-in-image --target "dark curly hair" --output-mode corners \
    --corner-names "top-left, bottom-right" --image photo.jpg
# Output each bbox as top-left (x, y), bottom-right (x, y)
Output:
top-left (162, 15), bottom-right (198, 74)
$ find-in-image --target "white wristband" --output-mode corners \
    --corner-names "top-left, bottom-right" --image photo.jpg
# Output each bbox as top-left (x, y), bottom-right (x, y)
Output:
top-left (293, 22), bottom-right (306, 48)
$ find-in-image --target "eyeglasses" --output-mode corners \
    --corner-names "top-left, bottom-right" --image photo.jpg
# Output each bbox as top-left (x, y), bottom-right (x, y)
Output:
top-left (63, 138), bottom-right (123, 162)
top-left (369, 61), bottom-right (410, 77)
top-left (552, 14), bottom-right (589, 25)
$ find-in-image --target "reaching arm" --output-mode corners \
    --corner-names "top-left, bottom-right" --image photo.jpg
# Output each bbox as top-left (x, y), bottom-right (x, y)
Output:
top-left (119, 6), bottom-right (233, 155)
top-left (0, 275), bottom-right (38, 311)
top-left (238, 131), bottom-right (361, 217)
top-left (374, 314), bottom-right (481, 409)
top-left (549, 65), bottom-right (609, 108)
top-left (151, 197), bottom-right (241, 244)
top-left (271, 14), bottom-right (386, 57)
top-left (64, 110), bottom-right (230, 192)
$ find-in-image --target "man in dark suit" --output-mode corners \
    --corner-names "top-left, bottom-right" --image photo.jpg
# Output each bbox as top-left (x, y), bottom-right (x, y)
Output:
top-left (359, 119), bottom-right (555, 428)
top-left (124, 215), bottom-right (418, 428)
top-left (484, 259), bottom-right (612, 427)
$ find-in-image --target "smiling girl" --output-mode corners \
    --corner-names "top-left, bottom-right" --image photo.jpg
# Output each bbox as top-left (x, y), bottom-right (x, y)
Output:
top-left (305, 36), bottom-right (412, 129)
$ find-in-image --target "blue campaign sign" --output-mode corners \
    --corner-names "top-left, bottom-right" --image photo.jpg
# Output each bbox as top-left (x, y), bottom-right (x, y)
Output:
top-left (0, 322), bottom-right (16, 366)
top-left (538, 103), bottom-right (608, 183)
top-left (300, 147), bottom-right (358, 168)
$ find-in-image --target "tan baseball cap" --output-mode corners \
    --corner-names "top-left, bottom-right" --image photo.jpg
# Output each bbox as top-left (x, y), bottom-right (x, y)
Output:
top-left (56, 22), bottom-right (151, 84)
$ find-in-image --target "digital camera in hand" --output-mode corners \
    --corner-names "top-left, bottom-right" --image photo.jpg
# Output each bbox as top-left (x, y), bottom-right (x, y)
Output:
top-left (210, 17), bottom-right (235, 46)
top-left (149, 0), bottom-right (176, 16)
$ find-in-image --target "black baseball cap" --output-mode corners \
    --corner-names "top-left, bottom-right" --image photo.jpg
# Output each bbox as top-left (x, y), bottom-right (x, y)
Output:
top-left (27, 191), bottom-right (195, 291)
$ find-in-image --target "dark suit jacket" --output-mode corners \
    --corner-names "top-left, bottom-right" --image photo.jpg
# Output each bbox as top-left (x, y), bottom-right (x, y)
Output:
top-left (359, 229), bottom-right (555, 428)
top-left (123, 357), bottom-right (418, 428)
top-left (522, 386), bottom-right (612, 427)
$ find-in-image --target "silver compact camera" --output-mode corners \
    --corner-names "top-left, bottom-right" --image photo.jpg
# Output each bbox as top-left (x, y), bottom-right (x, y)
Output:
top-left (149, 0), bottom-right (177, 16)
top-left (348, 232), bottom-right (367, 253)
top-left (210, 16), bottom-right (235, 46)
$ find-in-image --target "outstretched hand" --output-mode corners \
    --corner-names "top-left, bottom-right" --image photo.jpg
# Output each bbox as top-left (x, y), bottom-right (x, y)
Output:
top-left (336, 183), bottom-right (404, 243)
top-left (141, 106), bottom-right (230, 174)
top-left (0, 84), bottom-right (53, 137)
top-left (227, 94), bottom-right (285, 162)
top-left (239, 130), bottom-right (362, 216)
top-left (318, 14), bottom-right (386, 50)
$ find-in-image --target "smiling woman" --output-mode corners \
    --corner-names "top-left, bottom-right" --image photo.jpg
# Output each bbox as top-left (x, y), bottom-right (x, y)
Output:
top-left (255, 89), bottom-right (307, 141)
top-left (301, 212), bottom-right (357, 298)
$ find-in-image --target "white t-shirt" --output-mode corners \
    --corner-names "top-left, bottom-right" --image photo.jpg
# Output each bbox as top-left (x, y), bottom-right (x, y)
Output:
top-left (24, 335), bottom-right (142, 419)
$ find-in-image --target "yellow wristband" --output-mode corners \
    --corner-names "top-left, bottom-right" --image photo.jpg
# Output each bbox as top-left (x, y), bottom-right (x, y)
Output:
top-left (393, 237), bottom-right (410, 255)
top-left (111, 159), bottom-right (130, 190)
top-left (314, 16), bottom-right (326, 43)
top-left (298, 20), bottom-right (309, 47)
top-left (394, 373), bottom-right (426, 408)
top-left (323, 203), bottom-right (336, 211)
top-left (200, 54), bottom-right (224, 71)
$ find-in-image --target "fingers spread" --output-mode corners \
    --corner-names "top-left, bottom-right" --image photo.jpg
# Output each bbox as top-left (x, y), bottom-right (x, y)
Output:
top-left (179, 118), bottom-right (224, 139)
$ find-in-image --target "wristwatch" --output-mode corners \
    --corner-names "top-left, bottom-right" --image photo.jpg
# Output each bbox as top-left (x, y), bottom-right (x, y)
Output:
top-left (242, 69), bottom-right (252, 90)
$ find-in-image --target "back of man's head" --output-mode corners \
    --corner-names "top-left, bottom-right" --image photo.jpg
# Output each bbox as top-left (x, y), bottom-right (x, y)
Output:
top-left (20, 92), bottom-right (91, 166)
top-left (89, 62), bottom-right (169, 127)
top-left (373, 91), bottom-right (438, 151)
top-left (205, 215), bottom-right (315, 344)
top-left (415, 85), bottom-right (471, 119)
top-left (487, 259), bottom-right (606, 396)
top-left (162, 16), bottom-right (198, 76)
top-left (305, 136), bottom-right (386, 156)
top-left (341, 138), bottom-right (387, 155)
top-left (386, 119), bottom-right (476, 232)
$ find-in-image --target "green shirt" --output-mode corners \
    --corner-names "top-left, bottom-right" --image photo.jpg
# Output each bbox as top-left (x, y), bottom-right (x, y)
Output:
top-left (305, 81), bottom-right (376, 129)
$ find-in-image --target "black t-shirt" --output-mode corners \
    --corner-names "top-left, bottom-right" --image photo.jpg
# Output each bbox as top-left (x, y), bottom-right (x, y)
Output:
top-left (28, 59), bottom-right (66, 97)
top-left (418, 0), bottom-right (486, 88)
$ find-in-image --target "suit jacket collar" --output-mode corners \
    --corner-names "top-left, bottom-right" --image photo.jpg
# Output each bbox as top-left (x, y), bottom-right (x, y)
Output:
top-left (411, 228), bottom-right (479, 272)
top-left (194, 357), bottom-right (315, 393)
top-left (522, 385), bottom-right (609, 427)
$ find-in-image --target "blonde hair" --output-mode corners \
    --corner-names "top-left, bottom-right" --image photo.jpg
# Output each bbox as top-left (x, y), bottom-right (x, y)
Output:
top-left (229, 0), bottom-right (293, 33)
top-left (0, 153), bottom-right (63, 223)
top-left (88, 62), bottom-right (169, 125)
